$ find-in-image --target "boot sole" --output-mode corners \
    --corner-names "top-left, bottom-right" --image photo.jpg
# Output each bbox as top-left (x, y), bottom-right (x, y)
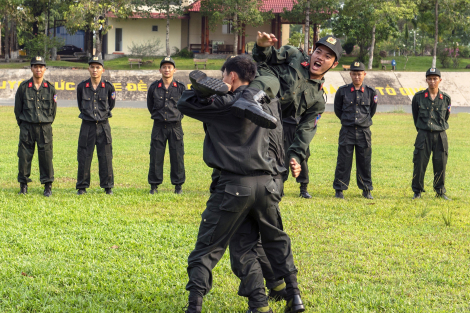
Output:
top-left (189, 70), bottom-right (229, 96)
top-left (285, 305), bottom-right (305, 313)
top-left (231, 101), bottom-right (277, 129)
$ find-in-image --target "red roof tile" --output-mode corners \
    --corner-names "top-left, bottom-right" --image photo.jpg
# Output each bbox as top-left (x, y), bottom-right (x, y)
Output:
top-left (188, 0), bottom-right (296, 13)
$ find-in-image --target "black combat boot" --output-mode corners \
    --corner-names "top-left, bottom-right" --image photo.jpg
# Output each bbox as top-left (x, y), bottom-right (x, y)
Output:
top-left (105, 188), bottom-right (113, 195)
top-left (175, 185), bottom-right (182, 195)
top-left (184, 294), bottom-right (203, 313)
top-left (335, 190), bottom-right (344, 199)
top-left (436, 193), bottom-right (451, 200)
top-left (299, 183), bottom-right (312, 199)
top-left (149, 185), bottom-right (158, 194)
top-left (284, 274), bottom-right (305, 313)
top-left (362, 190), bottom-right (373, 199)
top-left (189, 70), bottom-right (229, 98)
top-left (231, 88), bottom-right (277, 129)
top-left (18, 183), bottom-right (28, 195)
top-left (413, 192), bottom-right (421, 199)
top-left (43, 183), bottom-right (52, 197)
top-left (77, 188), bottom-right (87, 195)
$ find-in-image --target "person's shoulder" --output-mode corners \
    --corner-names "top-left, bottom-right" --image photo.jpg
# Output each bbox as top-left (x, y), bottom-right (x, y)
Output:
top-left (77, 78), bottom-right (90, 88)
top-left (364, 84), bottom-right (375, 92)
top-left (43, 79), bottom-right (55, 91)
top-left (337, 84), bottom-right (350, 92)
top-left (175, 80), bottom-right (186, 89)
top-left (415, 89), bottom-right (426, 95)
top-left (18, 79), bottom-right (31, 89)
top-left (104, 79), bottom-right (114, 87)
top-left (149, 79), bottom-right (161, 88)
top-left (441, 91), bottom-right (451, 101)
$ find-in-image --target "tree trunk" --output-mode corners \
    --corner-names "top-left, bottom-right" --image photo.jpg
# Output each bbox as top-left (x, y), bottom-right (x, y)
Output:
top-left (368, 23), bottom-right (376, 70)
top-left (45, 7), bottom-right (49, 59)
top-left (304, 0), bottom-right (310, 53)
top-left (96, 31), bottom-right (102, 56)
top-left (233, 7), bottom-right (238, 56)
top-left (413, 30), bottom-right (416, 55)
top-left (432, 0), bottom-right (438, 68)
top-left (166, 6), bottom-right (170, 56)
top-left (10, 20), bottom-right (17, 59)
top-left (0, 21), bottom-right (2, 56)
top-left (4, 16), bottom-right (9, 62)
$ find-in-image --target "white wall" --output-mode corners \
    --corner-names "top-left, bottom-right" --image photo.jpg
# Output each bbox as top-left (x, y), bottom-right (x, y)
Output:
top-left (107, 18), bottom-right (183, 55)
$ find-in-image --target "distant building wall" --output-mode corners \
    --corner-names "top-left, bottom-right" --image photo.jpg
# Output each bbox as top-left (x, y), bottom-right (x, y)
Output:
top-left (50, 26), bottom-right (85, 50)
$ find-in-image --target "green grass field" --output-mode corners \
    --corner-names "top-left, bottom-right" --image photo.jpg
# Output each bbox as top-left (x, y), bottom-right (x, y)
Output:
top-left (0, 106), bottom-right (469, 312)
top-left (3, 55), bottom-right (470, 72)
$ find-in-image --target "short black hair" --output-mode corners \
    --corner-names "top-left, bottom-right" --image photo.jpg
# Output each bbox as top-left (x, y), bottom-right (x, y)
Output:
top-left (221, 55), bottom-right (256, 83)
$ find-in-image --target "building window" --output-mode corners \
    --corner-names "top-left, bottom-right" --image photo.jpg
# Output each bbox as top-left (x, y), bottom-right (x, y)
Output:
top-left (222, 20), bottom-right (233, 34)
top-left (115, 28), bottom-right (122, 51)
top-left (152, 25), bottom-right (158, 32)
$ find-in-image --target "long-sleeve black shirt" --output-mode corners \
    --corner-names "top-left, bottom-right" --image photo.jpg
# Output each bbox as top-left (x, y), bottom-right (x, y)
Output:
top-left (76, 78), bottom-right (115, 122)
top-left (147, 78), bottom-right (185, 122)
top-left (334, 83), bottom-right (377, 127)
top-left (14, 78), bottom-right (57, 125)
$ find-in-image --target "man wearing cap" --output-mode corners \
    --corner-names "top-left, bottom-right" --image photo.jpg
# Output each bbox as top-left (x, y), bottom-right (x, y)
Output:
top-left (76, 55), bottom-right (116, 195)
top-left (14, 56), bottom-right (57, 196)
top-left (147, 57), bottom-right (186, 194)
top-left (411, 68), bottom-right (451, 200)
top-left (251, 32), bottom-right (341, 182)
top-left (333, 61), bottom-right (377, 199)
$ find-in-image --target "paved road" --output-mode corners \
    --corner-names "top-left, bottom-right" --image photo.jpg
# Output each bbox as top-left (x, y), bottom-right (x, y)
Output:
top-left (2, 99), bottom-right (470, 114)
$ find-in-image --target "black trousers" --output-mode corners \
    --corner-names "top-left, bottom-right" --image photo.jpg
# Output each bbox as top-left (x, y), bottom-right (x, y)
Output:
top-left (333, 126), bottom-right (373, 191)
top-left (412, 130), bottom-right (448, 194)
top-left (76, 120), bottom-right (114, 189)
top-left (186, 172), bottom-right (297, 307)
top-left (229, 177), bottom-right (285, 308)
top-left (283, 122), bottom-right (309, 183)
top-left (17, 122), bottom-right (54, 184)
top-left (148, 121), bottom-right (185, 186)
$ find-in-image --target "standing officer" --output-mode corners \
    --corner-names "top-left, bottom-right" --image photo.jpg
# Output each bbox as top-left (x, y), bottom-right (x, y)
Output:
top-left (147, 57), bottom-right (186, 194)
top-left (250, 32), bottom-right (341, 180)
top-left (179, 55), bottom-right (304, 313)
top-left (411, 68), bottom-right (451, 200)
top-left (14, 56), bottom-right (57, 196)
top-left (333, 62), bottom-right (377, 199)
top-left (76, 55), bottom-right (115, 195)
top-left (282, 116), bottom-right (311, 198)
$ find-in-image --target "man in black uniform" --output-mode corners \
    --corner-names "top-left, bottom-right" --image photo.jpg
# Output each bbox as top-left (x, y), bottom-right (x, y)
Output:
top-left (250, 32), bottom-right (341, 179)
top-left (282, 116), bottom-right (311, 198)
top-left (14, 56), bottom-right (57, 196)
top-left (178, 55), bottom-right (304, 313)
top-left (333, 62), bottom-right (377, 199)
top-left (147, 57), bottom-right (186, 194)
top-left (76, 55), bottom-right (116, 195)
top-left (411, 68), bottom-right (451, 200)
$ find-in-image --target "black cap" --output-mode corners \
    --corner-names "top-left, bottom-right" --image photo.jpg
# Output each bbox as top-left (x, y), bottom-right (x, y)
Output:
top-left (31, 56), bottom-right (46, 66)
top-left (315, 35), bottom-right (342, 61)
top-left (160, 56), bottom-right (176, 68)
top-left (88, 55), bottom-right (104, 66)
top-left (350, 61), bottom-right (365, 71)
top-left (426, 67), bottom-right (441, 77)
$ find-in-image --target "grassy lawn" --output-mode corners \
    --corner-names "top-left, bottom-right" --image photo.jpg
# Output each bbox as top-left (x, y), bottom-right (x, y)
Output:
top-left (3, 55), bottom-right (470, 72)
top-left (0, 106), bottom-right (470, 312)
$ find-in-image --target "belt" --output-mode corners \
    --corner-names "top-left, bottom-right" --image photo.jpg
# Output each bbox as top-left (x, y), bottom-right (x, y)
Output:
top-left (221, 170), bottom-right (272, 177)
top-left (83, 119), bottom-right (108, 125)
top-left (154, 120), bottom-right (181, 128)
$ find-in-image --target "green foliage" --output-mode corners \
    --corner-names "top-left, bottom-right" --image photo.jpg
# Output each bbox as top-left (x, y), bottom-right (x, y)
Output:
top-left (288, 31), bottom-right (303, 48)
top-left (127, 38), bottom-right (163, 58)
top-left (342, 39), bottom-right (355, 55)
top-left (459, 46), bottom-right (470, 58)
top-left (172, 47), bottom-right (194, 58)
top-left (437, 44), bottom-right (451, 68)
top-left (23, 34), bottom-right (64, 58)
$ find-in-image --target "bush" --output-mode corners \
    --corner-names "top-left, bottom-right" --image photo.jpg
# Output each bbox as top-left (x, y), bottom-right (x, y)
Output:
top-left (379, 50), bottom-right (387, 58)
top-left (127, 38), bottom-right (163, 58)
top-left (437, 44), bottom-right (451, 68)
top-left (24, 34), bottom-right (64, 59)
top-left (342, 40), bottom-right (355, 55)
top-left (459, 46), bottom-right (470, 58)
top-left (372, 51), bottom-right (382, 68)
top-left (288, 31), bottom-right (303, 48)
top-left (173, 47), bottom-right (194, 58)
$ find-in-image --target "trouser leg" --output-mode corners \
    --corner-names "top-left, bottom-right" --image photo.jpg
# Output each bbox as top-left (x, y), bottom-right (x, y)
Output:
top-left (229, 217), bottom-right (268, 308)
top-left (432, 132), bottom-right (447, 194)
top-left (76, 121), bottom-right (96, 189)
top-left (333, 144), bottom-right (354, 190)
top-left (37, 123), bottom-right (54, 184)
top-left (168, 126), bottom-right (186, 186)
top-left (412, 132), bottom-right (431, 193)
top-left (148, 125), bottom-right (166, 186)
top-left (17, 122), bottom-right (35, 184)
top-left (355, 144), bottom-right (372, 191)
top-left (96, 122), bottom-right (114, 189)
top-left (209, 168), bottom-right (221, 193)
top-left (282, 123), bottom-right (295, 182)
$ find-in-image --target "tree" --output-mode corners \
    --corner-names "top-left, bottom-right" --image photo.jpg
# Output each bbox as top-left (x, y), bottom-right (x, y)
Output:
top-left (0, 0), bottom-right (26, 61)
top-left (64, 0), bottom-right (133, 56)
top-left (200, 0), bottom-right (272, 56)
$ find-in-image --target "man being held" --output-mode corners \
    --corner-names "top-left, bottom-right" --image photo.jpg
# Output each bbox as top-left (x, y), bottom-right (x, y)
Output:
top-left (333, 61), bottom-right (377, 199)
top-left (147, 57), bottom-right (186, 194)
top-left (14, 56), bottom-right (57, 196)
top-left (76, 55), bottom-right (116, 195)
top-left (411, 68), bottom-right (451, 200)
top-left (179, 55), bottom-right (304, 313)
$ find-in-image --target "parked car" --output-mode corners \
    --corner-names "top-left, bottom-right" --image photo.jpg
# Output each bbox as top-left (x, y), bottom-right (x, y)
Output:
top-left (57, 45), bottom-right (83, 56)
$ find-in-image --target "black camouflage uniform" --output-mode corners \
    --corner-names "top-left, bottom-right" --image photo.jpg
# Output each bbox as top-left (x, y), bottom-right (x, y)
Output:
top-left (76, 56), bottom-right (115, 193)
top-left (333, 62), bottom-right (377, 195)
top-left (147, 57), bottom-right (186, 192)
top-left (14, 56), bottom-right (57, 195)
top-left (178, 86), bottom-right (299, 311)
top-left (411, 68), bottom-right (450, 198)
